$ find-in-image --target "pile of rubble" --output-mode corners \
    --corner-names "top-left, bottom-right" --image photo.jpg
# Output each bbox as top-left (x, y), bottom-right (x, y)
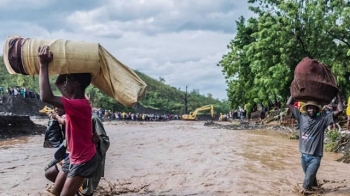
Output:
top-left (204, 120), bottom-right (297, 134)
top-left (204, 120), bottom-right (268, 130)
top-left (0, 95), bottom-right (48, 139)
top-left (0, 113), bottom-right (46, 139)
top-left (0, 95), bottom-right (47, 116)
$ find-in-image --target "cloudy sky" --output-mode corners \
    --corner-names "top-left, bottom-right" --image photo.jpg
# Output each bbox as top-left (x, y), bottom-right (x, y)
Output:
top-left (0, 0), bottom-right (253, 100)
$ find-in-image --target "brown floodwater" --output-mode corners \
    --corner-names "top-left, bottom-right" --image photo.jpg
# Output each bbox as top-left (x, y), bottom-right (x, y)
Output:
top-left (1, 121), bottom-right (350, 196)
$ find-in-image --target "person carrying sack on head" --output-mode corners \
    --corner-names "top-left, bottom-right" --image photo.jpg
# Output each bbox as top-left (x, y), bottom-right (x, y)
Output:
top-left (287, 94), bottom-right (343, 193)
top-left (38, 45), bottom-right (98, 196)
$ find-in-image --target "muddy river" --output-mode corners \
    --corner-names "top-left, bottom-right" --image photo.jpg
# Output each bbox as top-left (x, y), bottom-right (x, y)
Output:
top-left (1, 121), bottom-right (350, 196)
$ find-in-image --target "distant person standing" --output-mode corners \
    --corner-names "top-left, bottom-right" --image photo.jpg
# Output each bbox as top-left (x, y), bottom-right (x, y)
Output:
top-left (260, 107), bottom-right (266, 123)
top-left (241, 109), bottom-right (246, 121)
top-left (13, 88), bottom-right (18, 96)
top-left (346, 96), bottom-right (350, 131)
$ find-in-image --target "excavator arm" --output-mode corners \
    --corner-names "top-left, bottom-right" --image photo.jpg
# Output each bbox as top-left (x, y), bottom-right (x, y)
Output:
top-left (182, 105), bottom-right (214, 120)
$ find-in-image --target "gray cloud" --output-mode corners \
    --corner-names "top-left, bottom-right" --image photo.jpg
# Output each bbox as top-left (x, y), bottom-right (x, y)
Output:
top-left (0, 0), bottom-right (254, 100)
top-left (65, 0), bottom-right (252, 35)
top-left (0, 0), bottom-right (102, 31)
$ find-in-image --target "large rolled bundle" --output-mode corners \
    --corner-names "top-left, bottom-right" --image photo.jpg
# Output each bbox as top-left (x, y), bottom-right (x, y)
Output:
top-left (290, 57), bottom-right (338, 104)
top-left (3, 36), bottom-right (147, 107)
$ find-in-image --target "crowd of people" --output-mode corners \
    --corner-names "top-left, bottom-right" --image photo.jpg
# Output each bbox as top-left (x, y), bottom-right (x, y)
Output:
top-left (95, 109), bottom-right (181, 121)
top-left (0, 86), bottom-right (40, 99)
top-left (220, 105), bottom-right (268, 122)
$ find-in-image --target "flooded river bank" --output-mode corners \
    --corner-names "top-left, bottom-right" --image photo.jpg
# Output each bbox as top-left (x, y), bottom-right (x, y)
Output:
top-left (0, 121), bottom-right (350, 195)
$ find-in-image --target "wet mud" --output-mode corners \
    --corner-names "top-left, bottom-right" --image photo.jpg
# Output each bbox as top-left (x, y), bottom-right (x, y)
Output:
top-left (1, 121), bottom-right (350, 196)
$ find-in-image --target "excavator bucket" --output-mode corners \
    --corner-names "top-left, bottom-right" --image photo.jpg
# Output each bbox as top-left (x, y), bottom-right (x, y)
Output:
top-left (39, 106), bottom-right (54, 114)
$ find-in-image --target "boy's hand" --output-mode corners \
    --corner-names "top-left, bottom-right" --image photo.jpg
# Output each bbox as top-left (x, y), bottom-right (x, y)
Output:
top-left (38, 46), bottom-right (53, 65)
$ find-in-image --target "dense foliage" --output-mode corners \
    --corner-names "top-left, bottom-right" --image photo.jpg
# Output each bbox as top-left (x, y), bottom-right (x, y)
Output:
top-left (0, 57), bottom-right (230, 115)
top-left (219, 0), bottom-right (350, 109)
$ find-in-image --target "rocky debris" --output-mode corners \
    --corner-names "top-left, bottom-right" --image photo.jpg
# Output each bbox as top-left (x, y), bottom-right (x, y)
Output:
top-left (204, 120), bottom-right (267, 130)
top-left (95, 178), bottom-right (151, 195)
top-left (0, 95), bottom-right (47, 116)
top-left (321, 130), bottom-right (350, 162)
top-left (46, 178), bottom-right (152, 196)
top-left (205, 120), bottom-right (302, 142)
top-left (0, 95), bottom-right (49, 139)
top-left (337, 152), bottom-right (350, 164)
top-left (267, 125), bottom-right (299, 140)
top-left (0, 115), bottom-right (46, 139)
top-left (204, 121), bottom-right (298, 137)
top-left (0, 112), bottom-right (15, 116)
top-left (250, 110), bottom-right (262, 120)
top-left (292, 179), bottom-right (347, 196)
top-left (337, 132), bottom-right (350, 154)
top-left (333, 132), bottom-right (350, 163)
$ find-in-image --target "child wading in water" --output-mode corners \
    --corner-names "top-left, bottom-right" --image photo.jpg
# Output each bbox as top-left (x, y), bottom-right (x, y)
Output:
top-left (38, 45), bottom-right (98, 196)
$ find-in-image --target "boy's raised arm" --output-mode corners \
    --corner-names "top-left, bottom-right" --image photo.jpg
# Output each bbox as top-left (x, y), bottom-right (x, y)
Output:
top-left (38, 46), bottom-right (64, 109)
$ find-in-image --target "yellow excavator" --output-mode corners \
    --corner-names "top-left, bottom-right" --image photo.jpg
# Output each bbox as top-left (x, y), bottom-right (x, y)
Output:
top-left (39, 105), bottom-right (54, 115)
top-left (182, 104), bottom-right (214, 120)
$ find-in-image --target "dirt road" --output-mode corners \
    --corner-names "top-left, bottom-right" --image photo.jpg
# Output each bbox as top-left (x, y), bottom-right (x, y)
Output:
top-left (1, 121), bottom-right (350, 195)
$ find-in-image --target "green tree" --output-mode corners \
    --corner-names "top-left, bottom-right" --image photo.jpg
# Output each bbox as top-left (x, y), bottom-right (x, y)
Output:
top-left (219, 0), bottom-right (350, 108)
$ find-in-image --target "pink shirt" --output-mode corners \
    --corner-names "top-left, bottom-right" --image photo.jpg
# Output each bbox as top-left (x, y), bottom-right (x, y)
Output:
top-left (62, 98), bottom-right (96, 164)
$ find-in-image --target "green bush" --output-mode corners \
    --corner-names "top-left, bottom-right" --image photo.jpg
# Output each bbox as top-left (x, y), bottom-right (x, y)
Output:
top-left (325, 141), bottom-right (338, 152)
top-left (324, 130), bottom-right (340, 152)
top-left (327, 129), bottom-right (340, 142)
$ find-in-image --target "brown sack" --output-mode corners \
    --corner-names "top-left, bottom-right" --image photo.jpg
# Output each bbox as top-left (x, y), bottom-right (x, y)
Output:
top-left (290, 57), bottom-right (338, 104)
top-left (3, 36), bottom-right (147, 107)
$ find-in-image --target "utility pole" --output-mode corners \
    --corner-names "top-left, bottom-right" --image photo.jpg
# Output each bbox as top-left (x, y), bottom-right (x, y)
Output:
top-left (181, 86), bottom-right (189, 114)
